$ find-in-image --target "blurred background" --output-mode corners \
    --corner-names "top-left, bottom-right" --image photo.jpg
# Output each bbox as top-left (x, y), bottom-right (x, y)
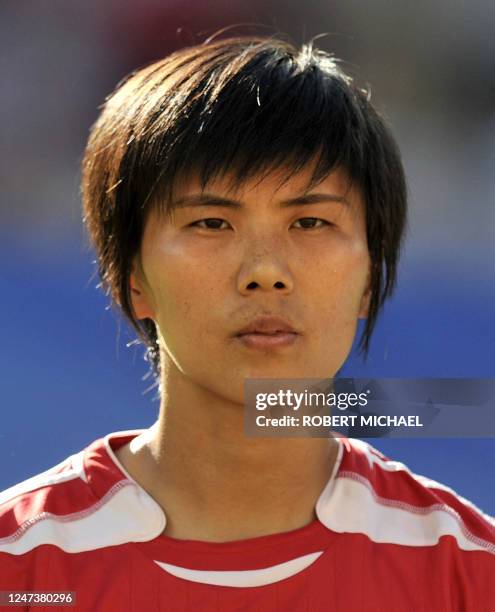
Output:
top-left (1, 1), bottom-right (494, 513)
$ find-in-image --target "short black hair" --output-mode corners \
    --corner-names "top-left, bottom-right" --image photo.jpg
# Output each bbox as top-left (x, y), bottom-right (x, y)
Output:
top-left (81, 36), bottom-right (408, 386)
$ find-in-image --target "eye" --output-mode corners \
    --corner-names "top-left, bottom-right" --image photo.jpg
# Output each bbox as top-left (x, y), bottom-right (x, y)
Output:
top-left (190, 218), bottom-right (230, 230)
top-left (293, 217), bottom-right (331, 229)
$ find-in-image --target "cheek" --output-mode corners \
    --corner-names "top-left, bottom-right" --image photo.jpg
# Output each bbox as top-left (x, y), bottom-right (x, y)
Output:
top-left (301, 235), bottom-right (369, 301)
top-left (306, 244), bottom-right (369, 349)
top-left (146, 243), bottom-right (224, 338)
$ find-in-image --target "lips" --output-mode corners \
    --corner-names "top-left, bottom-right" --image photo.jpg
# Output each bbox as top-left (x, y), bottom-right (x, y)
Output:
top-left (235, 330), bottom-right (299, 349)
top-left (234, 315), bottom-right (299, 337)
top-left (233, 315), bottom-right (301, 350)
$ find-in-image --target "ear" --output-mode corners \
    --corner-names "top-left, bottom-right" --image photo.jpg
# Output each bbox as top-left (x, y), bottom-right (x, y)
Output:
top-left (130, 257), bottom-right (155, 321)
top-left (357, 266), bottom-right (372, 320)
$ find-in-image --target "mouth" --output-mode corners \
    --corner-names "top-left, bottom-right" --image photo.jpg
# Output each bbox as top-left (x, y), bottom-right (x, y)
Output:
top-left (232, 314), bottom-right (301, 349)
top-left (235, 331), bottom-right (299, 349)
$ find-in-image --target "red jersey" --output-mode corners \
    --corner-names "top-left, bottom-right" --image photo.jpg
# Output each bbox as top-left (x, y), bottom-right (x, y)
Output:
top-left (0, 430), bottom-right (494, 611)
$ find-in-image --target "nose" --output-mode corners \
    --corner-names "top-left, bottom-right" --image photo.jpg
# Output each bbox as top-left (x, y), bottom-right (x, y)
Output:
top-left (237, 239), bottom-right (294, 295)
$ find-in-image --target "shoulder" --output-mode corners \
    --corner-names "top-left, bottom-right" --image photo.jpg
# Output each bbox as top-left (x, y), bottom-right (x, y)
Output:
top-left (318, 437), bottom-right (495, 558)
top-left (0, 446), bottom-right (98, 556)
top-left (0, 431), bottom-right (164, 559)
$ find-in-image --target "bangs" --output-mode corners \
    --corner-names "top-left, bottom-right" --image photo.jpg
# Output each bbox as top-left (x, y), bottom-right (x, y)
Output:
top-left (124, 42), bottom-right (367, 218)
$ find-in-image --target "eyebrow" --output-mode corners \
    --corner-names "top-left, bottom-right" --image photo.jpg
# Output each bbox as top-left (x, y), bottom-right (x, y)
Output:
top-left (170, 192), bottom-right (350, 209)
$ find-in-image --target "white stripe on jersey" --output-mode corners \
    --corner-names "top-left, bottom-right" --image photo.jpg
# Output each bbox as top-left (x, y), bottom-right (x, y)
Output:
top-left (316, 471), bottom-right (495, 555)
top-left (349, 438), bottom-right (495, 528)
top-left (0, 480), bottom-right (165, 554)
top-left (154, 551), bottom-right (323, 587)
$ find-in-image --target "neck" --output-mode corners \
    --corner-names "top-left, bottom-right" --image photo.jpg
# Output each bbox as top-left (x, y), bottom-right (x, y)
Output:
top-left (116, 363), bottom-right (340, 543)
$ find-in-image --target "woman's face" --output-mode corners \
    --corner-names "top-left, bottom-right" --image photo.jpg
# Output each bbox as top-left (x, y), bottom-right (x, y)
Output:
top-left (130, 164), bottom-right (371, 404)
